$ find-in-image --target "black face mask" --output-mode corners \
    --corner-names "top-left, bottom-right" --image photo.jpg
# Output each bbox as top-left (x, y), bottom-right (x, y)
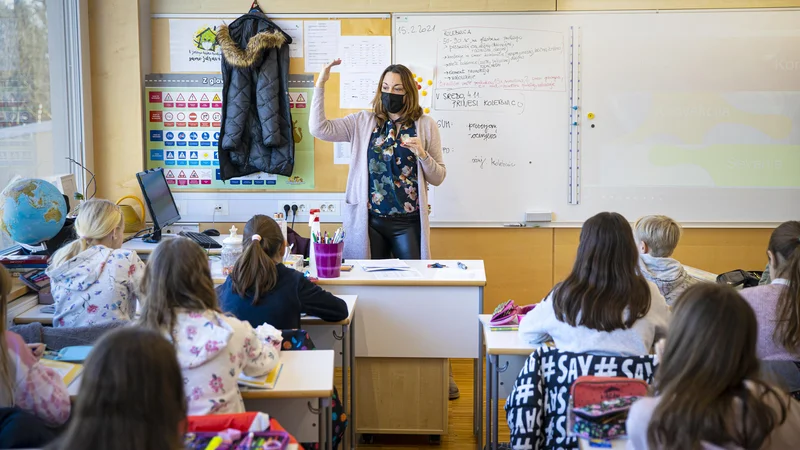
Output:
top-left (381, 92), bottom-right (405, 114)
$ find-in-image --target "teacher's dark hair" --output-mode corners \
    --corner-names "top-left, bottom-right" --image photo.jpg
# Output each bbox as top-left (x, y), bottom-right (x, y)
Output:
top-left (552, 211), bottom-right (652, 331)
top-left (371, 64), bottom-right (423, 127)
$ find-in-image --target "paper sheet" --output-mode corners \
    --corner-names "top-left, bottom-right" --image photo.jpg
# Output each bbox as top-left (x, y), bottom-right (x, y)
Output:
top-left (334, 141), bottom-right (351, 165)
top-left (373, 269), bottom-right (423, 280)
top-left (304, 21), bottom-right (341, 73)
top-left (340, 72), bottom-right (378, 109)
top-left (169, 19), bottom-right (223, 72)
top-left (359, 259), bottom-right (411, 271)
top-left (338, 36), bottom-right (392, 73)
top-left (273, 20), bottom-right (303, 58)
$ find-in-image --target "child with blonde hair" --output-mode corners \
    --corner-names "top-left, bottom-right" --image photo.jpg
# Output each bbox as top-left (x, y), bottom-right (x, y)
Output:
top-left (138, 237), bottom-right (281, 416)
top-left (634, 215), bottom-right (698, 306)
top-left (47, 198), bottom-right (145, 327)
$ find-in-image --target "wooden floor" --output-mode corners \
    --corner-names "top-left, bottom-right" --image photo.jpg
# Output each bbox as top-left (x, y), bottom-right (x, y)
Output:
top-left (347, 358), bottom-right (509, 450)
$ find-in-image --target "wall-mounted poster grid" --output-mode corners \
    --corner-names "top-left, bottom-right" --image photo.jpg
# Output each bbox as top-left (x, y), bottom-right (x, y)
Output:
top-left (144, 74), bottom-right (315, 190)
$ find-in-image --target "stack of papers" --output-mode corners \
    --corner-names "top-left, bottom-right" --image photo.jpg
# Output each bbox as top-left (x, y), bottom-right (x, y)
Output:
top-left (359, 259), bottom-right (411, 272)
top-left (238, 363), bottom-right (284, 390)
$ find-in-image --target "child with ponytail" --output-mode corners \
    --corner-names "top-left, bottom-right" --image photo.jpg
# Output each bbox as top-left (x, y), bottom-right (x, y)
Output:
top-left (47, 198), bottom-right (145, 327)
top-left (740, 221), bottom-right (800, 360)
top-left (218, 215), bottom-right (347, 330)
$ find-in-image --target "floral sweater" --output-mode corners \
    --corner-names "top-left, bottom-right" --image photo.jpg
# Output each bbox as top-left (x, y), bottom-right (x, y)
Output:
top-left (168, 310), bottom-right (281, 416)
top-left (48, 246), bottom-right (145, 327)
top-left (1, 331), bottom-right (70, 426)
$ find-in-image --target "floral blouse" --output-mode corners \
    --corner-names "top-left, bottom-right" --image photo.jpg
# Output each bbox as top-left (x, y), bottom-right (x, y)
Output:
top-left (169, 310), bottom-right (282, 416)
top-left (367, 120), bottom-right (420, 216)
top-left (48, 246), bottom-right (145, 328)
top-left (2, 331), bottom-right (70, 426)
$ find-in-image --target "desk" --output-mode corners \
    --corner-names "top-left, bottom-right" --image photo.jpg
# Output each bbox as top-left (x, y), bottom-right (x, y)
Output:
top-left (13, 304), bottom-right (53, 325)
top-left (70, 350), bottom-right (334, 449)
top-left (245, 260), bottom-right (486, 444)
top-left (243, 350), bottom-right (335, 450)
top-left (479, 314), bottom-right (539, 450)
top-left (122, 234), bottom-right (224, 255)
top-left (685, 265), bottom-right (718, 283)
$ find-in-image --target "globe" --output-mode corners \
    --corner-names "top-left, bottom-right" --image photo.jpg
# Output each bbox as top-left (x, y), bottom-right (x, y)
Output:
top-left (0, 179), bottom-right (68, 246)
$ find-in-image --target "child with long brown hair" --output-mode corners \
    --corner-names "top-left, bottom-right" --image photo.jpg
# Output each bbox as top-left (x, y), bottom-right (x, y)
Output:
top-left (218, 214), bottom-right (347, 330)
top-left (48, 327), bottom-right (186, 450)
top-left (47, 198), bottom-right (145, 327)
top-left (138, 238), bottom-right (281, 416)
top-left (519, 212), bottom-right (670, 356)
top-left (0, 265), bottom-right (70, 426)
top-left (740, 221), bottom-right (800, 360)
top-left (627, 283), bottom-right (800, 450)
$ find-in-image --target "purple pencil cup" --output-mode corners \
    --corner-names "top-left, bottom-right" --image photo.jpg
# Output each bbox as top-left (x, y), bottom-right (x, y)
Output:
top-left (314, 241), bottom-right (344, 278)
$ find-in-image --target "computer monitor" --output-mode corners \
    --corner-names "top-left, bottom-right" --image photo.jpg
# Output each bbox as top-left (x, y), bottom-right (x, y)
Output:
top-left (136, 168), bottom-right (181, 243)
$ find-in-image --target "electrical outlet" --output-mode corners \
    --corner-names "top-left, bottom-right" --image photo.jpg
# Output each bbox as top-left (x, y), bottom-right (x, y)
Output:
top-left (212, 201), bottom-right (229, 216)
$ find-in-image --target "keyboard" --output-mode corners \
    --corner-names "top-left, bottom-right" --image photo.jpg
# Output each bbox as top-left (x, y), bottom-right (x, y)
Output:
top-left (178, 231), bottom-right (222, 249)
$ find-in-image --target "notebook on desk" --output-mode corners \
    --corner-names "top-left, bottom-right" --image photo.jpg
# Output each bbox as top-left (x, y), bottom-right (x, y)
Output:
top-left (40, 359), bottom-right (83, 386)
top-left (238, 362), bottom-right (284, 390)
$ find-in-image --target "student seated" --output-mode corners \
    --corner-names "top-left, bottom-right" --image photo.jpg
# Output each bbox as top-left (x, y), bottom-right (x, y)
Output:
top-left (740, 221), bottom-right (800, 361)
top-left (518, 212), bottom-right (669, 356)
top-left (0, 266), bottom-right (70, 428)
top-left (634, 214), bottom-right (698, 306)
top-left (138, 238), bottom-right (281, 416)
top-left (218, 215), bottom-right (347, 330)
top-left (47, 198), bottom-right (145, 327)
top-left (626, 283), bottom-right (800, 450)
top-left (48, 327), bottom-right (186, 450)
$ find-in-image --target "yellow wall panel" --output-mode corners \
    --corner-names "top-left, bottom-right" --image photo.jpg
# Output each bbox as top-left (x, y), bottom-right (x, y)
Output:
top-left (89, 0), bottom-right (146, 203)
top-left (558, 0), bottom-right (800, 10)
top-left (150, 0), bottom-right (555, 14)
top-left (430, 228), bottom-right (554, 313)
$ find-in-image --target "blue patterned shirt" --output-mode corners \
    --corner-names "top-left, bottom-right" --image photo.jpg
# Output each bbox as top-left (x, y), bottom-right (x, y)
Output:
top-left (367, 120), bottom-right (420, 216)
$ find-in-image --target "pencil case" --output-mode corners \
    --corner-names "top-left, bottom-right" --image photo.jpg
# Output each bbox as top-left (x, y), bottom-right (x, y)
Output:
top-left (43, 345), bottom-right (93, 363)
top-left (490, 299), bottom-right (535, 326)
top-left (183, 431), bottom-right (289, 450)
top-left (570, 395), bottom-right (640, 440)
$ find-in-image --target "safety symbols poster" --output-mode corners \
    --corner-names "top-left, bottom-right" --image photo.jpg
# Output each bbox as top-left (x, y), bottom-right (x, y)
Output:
top-left (144, 74), bottom-right (315, 190)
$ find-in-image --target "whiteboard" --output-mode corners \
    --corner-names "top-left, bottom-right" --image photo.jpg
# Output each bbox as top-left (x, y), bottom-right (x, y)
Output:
top-left (393, 10), bottom-right (800, 225)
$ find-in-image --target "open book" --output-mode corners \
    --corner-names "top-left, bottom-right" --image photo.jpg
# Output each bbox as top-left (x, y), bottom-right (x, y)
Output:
top-left (40, 359), bottom-right (83, 386)
top-left (359, 259), bottom-right (411, 272)
top-left (238, 362), bottom-right (284, 390)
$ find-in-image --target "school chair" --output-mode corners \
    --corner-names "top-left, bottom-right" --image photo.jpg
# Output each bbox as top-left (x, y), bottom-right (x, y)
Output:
top-left (505, 347), bottom-right (658, 450)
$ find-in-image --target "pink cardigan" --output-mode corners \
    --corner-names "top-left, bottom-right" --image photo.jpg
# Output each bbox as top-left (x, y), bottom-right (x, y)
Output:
top-left (740, 279), bottom-right (797, 361)
top-left (309, 87), bottom-right (446, 260)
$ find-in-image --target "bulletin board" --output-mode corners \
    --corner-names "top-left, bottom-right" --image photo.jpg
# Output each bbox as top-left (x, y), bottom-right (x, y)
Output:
top-left (150, 16), bottom-right (393, 193)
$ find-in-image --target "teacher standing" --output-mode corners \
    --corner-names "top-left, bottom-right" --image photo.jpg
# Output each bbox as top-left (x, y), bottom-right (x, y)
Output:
top-left (309, 60), bottom-right (447, 260)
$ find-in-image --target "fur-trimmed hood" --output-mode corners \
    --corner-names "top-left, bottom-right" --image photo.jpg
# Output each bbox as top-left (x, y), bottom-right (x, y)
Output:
top-left (217, 24), bottom-right (287, 68)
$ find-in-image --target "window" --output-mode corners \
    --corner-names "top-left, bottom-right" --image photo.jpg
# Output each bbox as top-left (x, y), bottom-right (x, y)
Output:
top-left (0, 0), bottom-right (88, 251)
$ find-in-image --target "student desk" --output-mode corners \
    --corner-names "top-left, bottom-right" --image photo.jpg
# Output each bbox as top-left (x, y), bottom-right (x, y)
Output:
top-left (242, 350), bottom-right (335, 450)
top-left (479, 314), bottom-right (540, 450)
top-left (68, 350), bottom-right (333, 450)
top-left (122, 234), bottom-right (223, 255)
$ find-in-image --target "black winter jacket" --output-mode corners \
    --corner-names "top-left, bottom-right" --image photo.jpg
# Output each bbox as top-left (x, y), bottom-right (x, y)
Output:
top-left (217, 13), bottom-right (294, 179)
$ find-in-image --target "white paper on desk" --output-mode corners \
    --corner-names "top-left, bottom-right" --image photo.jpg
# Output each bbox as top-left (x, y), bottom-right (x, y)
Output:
top-left (432, 268), bottom-right (477, 280)
top-left (338, 36), bottom-right (391, 73)
top-left (373, 269), bottom-right (423, 280)
top-left (304, 21), bottom-right (341, 73)
top-left (334, 142), bottom-right (351, 165)
top-left (340, 72), bottom-right (377, 109)
top-left (359, 259), bottom-right (411, 272)
top-left (273, 20), bottom-right (303, 58)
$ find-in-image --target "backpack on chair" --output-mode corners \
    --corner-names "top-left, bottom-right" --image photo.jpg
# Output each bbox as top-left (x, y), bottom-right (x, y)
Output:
top-left (716, 270), bottom-right (763, 290)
